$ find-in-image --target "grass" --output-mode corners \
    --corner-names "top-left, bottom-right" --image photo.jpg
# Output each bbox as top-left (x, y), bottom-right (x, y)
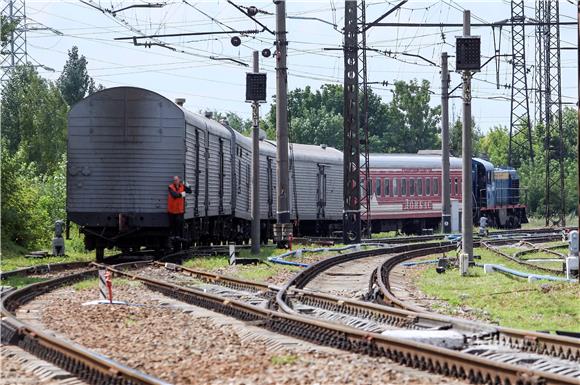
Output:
top-left (270, 354), bottom-right (298, 366)
top-left (0, 237), bottom-right (117, 273)
top-left (181, 243), bottom-right (355, 283)
top-left (0, 276), bottom-right (47, 288)
top-left (523, 215), bottom-right (578, 229)
top-left (414, 247), bottom-right (580, 332)
top-left (183, 255), bottom-right (301, 283)
top-left (73, 277), bottom-right (141, 291)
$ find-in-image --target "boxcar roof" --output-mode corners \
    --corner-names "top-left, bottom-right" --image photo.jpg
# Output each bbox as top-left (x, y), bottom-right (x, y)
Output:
top-left (369, 153), bottom-right (463, 169)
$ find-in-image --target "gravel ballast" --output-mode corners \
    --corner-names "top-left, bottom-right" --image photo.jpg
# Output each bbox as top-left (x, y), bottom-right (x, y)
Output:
top-left (17, 278), bottom-right (466, 385)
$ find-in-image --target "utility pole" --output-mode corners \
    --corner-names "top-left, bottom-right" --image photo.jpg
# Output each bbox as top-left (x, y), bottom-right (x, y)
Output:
top-left (441, 51), bottom-right (451, 233)
top-left (251, 51), bottom-right (261, 255)
top-left (274, 0), bottom-right (292, 245)
top-left (461, 10), bottom-right (473, 262)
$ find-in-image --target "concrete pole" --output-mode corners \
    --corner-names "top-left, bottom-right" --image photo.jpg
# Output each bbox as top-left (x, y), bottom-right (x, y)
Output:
top-left (251, 51), bottom-right (261, 255)
top-left (275, 0), bottom-right (291, 234)
top-left (461, 10), bottom-right (473, 262)
top-left (441, 51), bottom-right (451, 233)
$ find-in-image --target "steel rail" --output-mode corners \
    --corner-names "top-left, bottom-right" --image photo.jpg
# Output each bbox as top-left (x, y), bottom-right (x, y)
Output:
top-left (375, 242), bottom-right (580, 362)
top-left (1, 268), bottom-right (170, 385)
top-left (149, 260), bottom-right (496, 337)
top-left (104, 263), bottom-right (578, 385)
top-left (482, 241), bottom-right (564, 275)
top-left (150, 261), bottom-right (275, 294)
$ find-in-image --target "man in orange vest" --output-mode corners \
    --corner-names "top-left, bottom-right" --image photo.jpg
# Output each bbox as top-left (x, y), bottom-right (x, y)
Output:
top-left (168, 176), bottom-right (192, 238)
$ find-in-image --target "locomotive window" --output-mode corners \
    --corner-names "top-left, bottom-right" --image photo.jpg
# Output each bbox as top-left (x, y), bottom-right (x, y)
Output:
top-left (417, 178), bottom-right (423, 196)
top-left (409, 178), bottom-right (415, 196)
top-left (375, 178), bottom-right (381, 196)
top-left (425, 178), bottom-right (431, 196)
top-left (393, 178), bottom-right (399, 196)
top-left (401, 178), bottom-right (407, 196)
top-left (433, 177), bottom-right (439, 195)
top-left (454, 177), bottom-right (458, 195)
top-left (384, 178), bottom-right (390, 197)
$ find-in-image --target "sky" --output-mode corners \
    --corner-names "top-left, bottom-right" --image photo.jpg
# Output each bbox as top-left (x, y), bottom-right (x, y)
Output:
top-left (17, 0), bottom-right (580, 133)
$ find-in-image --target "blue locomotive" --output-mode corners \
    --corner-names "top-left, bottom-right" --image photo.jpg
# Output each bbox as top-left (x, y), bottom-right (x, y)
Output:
top-left (473, 159), bottom-right (527, 228)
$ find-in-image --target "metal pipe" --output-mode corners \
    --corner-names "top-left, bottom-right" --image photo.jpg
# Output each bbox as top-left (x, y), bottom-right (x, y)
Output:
top-left (441, 51), bottom-right (451, 233)
top-left (251, 51), bottom-right (260, 255)
top-left (461, 10), bottom-right (473, 262)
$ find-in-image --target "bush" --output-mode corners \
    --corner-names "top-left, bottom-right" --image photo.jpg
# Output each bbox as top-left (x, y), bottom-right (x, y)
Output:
top-left (1, 141), bottom-right (66, 250)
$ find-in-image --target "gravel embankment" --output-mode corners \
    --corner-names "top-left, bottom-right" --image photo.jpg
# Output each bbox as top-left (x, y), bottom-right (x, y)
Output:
top-left (30, 281), bottom-right (465, 385)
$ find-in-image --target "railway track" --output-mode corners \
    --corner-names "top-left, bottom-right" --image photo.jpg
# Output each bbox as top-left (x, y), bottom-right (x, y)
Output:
top-left (482, 241), bottom-right (566, 275)
top-left (1, 267), bottom-right (170, 385)
top-left (1, 228), bottom-right (575, 385)
top-left (113, 234), bottom-right (579, 384)
top-left (112, 253), bottom-right (579, 384)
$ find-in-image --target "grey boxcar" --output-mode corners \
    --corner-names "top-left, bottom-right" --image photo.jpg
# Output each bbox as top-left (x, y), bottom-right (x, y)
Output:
top-left (67, 86), bottom-right (344, 258)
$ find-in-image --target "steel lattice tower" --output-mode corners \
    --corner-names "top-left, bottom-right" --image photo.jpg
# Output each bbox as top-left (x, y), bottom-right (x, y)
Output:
top-left (536, 0), bottom-right (565, 226)
top-left (535, 0), bottom-right (546, 125)
top-left (1, 0), bottom-right (28, 81)
top-left (508, 0), bottom-right (533, 168)
top-left (343, 0), bottom-right (361, 243)
top-left (358, 0), bottom-right (371, 238)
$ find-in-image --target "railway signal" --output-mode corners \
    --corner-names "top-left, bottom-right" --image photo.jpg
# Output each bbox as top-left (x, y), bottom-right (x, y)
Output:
top-left (456, 10), bottom-right (480, 265)
top-left (246, 52), bottom-right (266, 255)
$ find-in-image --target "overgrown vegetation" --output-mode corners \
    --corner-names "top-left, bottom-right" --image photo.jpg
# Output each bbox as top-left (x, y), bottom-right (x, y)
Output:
top-left (415, 247), bottom-right (580, 331)
top-left (1, 46), bottom-right (101, 257)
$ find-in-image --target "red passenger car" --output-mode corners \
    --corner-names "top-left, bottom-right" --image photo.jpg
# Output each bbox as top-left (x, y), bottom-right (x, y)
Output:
top-left (366, 153), bottom-right (463, 234)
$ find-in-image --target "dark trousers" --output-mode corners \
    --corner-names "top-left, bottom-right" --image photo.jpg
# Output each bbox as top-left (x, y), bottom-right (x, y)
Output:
top-left (168, 213), bottom-right (184, 238)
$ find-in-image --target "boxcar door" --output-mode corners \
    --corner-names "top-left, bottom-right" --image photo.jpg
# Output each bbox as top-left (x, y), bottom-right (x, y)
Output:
top-left (267, 156), bottom-right (274, 219)
top-left (218, 138), bottom-right (225, 215)
top-left (204, 131), bottom-right (210, 217)
top-left (317, 164), bottom-right (327, 219)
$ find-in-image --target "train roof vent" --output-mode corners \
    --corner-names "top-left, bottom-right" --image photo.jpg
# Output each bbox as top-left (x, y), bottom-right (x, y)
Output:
top-left (204, 111), bottom-right (213, 119)
top-left (175, 98), bottom-right (186, 106)
top-left (320, 144), bottom-right (327, 149)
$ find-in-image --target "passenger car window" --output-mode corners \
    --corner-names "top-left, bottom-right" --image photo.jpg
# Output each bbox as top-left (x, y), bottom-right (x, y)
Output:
top-left (417, 178), bottom-right (423, 196)
top-left (384, 178), bottom-right (390, 197)
top-left (393, 178), bottom-right (399, 196)
top-left (401, 178), bottom-right (407, 196)
top-left (375, 177), bottom-right (381, 196)
top-left (425, 178), bottom-right (430, 196)
top-left (433, 177), bottom-right (439, 195)
top-left (409, 178), bottom-right (415, 196)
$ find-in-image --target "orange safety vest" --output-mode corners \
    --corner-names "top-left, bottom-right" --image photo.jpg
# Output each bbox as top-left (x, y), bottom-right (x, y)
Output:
top-left (167, 183), bottom-right (186, 214)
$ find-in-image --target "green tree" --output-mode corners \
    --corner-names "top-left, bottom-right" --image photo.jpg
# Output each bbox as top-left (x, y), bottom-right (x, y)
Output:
top-left (480, 125), bottom-right (509, 166)
top-left (57, 46), bottom-right (101, 106)
top-left (267, 80), bottom-right (439, 153)
top-left (382, 80), bottom-right (440, 153)
top-left (1, 15), bottom-right (18, 49)
top-left (449, 117), bottom-right (482, 157)
top-left (1, 65), bottom-right (68, 174)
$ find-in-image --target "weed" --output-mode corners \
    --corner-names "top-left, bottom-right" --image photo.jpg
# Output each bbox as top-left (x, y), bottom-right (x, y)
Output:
top-left (270, 354), bottom-right (298, 365)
